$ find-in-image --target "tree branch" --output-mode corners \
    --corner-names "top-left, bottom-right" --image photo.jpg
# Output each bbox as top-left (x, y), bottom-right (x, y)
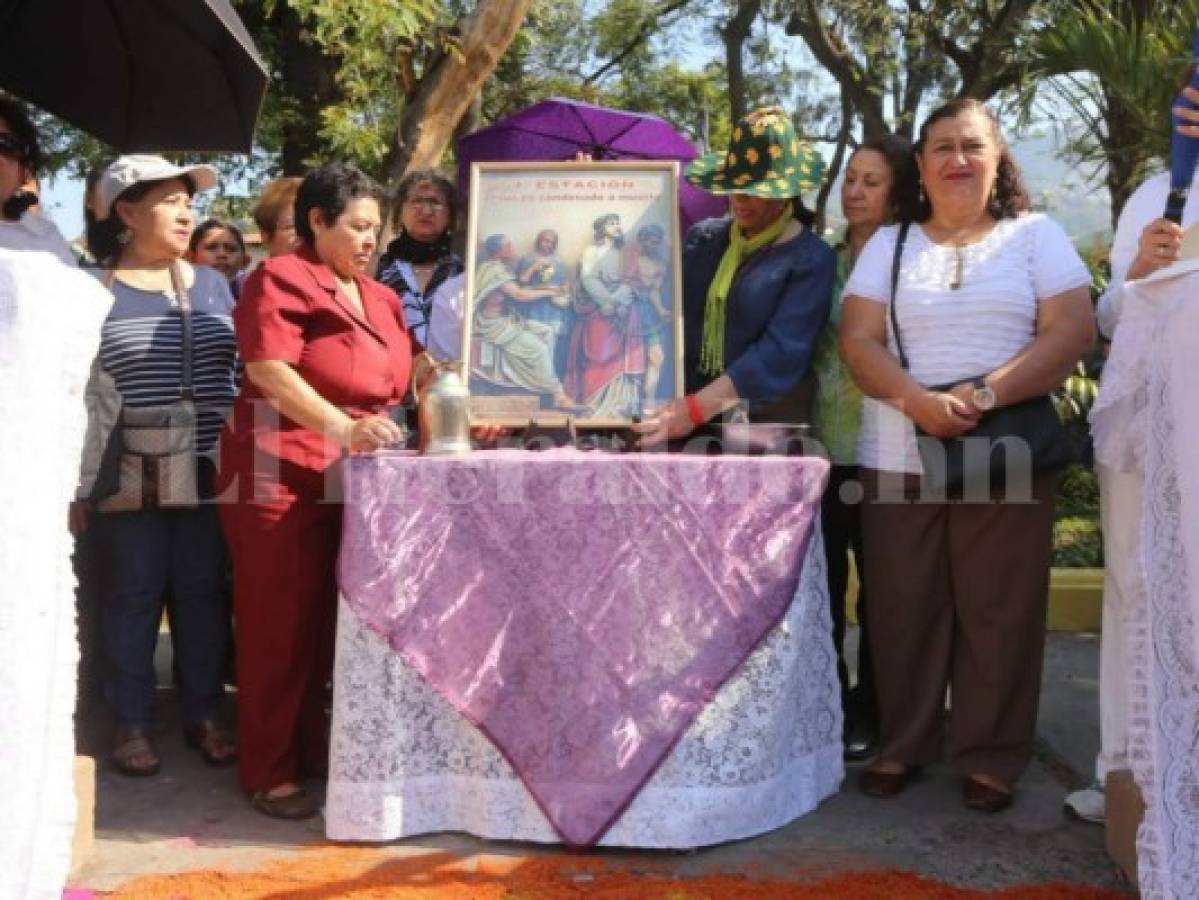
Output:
top-left (786, 0), bottom-right (888, 137)
top-left (815, 87), bottom-right (854, 232)
top-left (582, 0), bottom-right (697, 86)
top-left (722, 0), bottom-right (762, 123)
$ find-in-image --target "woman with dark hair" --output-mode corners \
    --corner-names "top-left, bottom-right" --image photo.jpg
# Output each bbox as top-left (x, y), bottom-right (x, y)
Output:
top-left (635, 106), bottom-right (835, 446)
top-left (812, 133), bottom-right (913, 762)
top-left (188, 218), bottom-right (250, 293)
top-left (74, 154), bottom-right (238, 777)
top-left (840, 99), bottom-right (1095, 810)
top-left (376, 168), bottom-right (463, 347)
top-left (0, 96), bottom-right (73, 263)
top-left (218, 161), bottom-right (414, 819)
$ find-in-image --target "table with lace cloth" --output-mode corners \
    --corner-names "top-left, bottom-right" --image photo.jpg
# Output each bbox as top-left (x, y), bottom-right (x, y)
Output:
top-left (326, 449), bottom-right (843, 848)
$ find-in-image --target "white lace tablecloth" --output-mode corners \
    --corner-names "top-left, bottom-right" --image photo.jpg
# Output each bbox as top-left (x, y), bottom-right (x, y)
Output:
top-left (326, 531), bottom-right (843, 847)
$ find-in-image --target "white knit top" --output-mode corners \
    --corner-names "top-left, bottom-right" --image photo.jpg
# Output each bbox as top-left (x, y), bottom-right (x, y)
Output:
top-left (843, 213), bottom-right (1090, 474)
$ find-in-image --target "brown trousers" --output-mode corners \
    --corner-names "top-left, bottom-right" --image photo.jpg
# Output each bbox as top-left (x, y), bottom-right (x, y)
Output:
top-left (859, 467), bottom-right (1058, 783)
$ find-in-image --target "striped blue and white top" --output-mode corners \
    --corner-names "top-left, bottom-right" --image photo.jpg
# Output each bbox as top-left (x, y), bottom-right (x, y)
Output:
top-left (99, 265), bottom-right (238, 454)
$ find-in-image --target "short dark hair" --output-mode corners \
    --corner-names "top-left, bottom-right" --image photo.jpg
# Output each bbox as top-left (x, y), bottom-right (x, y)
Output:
top-left (87, 175), bottom-right (196, 269)
top-left (0, 96), bottom-right (43, 173)
top-left (851, 133), bottom-right (914, 222)
top-left (295, 162), bottom-right (380, 244)
top-left (189, 218), bottom-right (246, 254)
top-left (900, 99), bottom-right (1030, 222)
top-left (393, 168), bottom-right (457, 229)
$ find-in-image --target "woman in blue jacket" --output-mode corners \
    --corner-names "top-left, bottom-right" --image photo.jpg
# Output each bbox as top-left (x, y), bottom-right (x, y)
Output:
top-left (635, 106), bottom-right (834, 446)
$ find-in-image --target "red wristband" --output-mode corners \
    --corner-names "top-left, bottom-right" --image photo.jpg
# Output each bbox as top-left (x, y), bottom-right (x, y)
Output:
top-left (685, 394), bottom-right (707, 427)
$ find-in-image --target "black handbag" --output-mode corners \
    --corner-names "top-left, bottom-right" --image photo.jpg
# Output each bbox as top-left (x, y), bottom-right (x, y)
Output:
top-left (887, 222), bottom-right (1073, 494)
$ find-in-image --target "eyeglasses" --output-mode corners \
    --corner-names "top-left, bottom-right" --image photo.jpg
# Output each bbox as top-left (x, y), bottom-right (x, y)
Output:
top-left (0, 133), bottom-right (26, 161)
top-left (405, 198), bottom-right (447, 213)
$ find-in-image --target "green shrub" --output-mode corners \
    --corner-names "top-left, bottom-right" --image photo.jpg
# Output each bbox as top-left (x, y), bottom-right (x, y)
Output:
top-left (1053, 515), bottom-right (1103, 568)
top-left (1053, 464), bottom-right (1102, 567)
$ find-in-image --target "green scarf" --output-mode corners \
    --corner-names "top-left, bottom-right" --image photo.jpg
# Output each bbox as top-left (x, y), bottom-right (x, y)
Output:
top-left (700, 208), bottom-right (793, 376)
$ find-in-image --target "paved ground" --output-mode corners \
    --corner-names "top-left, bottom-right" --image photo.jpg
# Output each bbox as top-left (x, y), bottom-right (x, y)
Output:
top-left (69, 630), bottom-right (1130, 895)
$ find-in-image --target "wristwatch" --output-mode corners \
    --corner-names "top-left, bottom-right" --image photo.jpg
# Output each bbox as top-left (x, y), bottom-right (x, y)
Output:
top-left (971, 376), bottom-right (997, 412)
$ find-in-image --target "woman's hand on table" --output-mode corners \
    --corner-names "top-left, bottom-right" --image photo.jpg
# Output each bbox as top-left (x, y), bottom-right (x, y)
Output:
top-left (470, 424), bottom-right (509, 445)
top-left (908, 390), bottom-right (979, 439)
top-left (343, 414), bottom-right (405, 453)
top-left (632, 399), bottom-right (696, 448)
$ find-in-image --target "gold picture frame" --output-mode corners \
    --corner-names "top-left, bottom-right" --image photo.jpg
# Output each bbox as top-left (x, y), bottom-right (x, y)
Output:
top-left (462, 161), bottom-right (685, 428)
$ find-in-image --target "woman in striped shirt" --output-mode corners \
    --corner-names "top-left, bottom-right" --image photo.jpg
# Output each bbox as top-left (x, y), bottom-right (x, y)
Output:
top-left (76, 155), bottom-right (239, 777)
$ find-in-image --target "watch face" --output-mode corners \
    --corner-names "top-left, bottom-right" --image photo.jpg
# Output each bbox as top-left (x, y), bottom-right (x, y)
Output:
top-left (973, 386), bottom-right (997, 411)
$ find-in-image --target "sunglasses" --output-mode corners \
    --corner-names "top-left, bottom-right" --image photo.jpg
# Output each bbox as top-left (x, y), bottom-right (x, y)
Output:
top-left (0, 133), bottom-right (27, 161)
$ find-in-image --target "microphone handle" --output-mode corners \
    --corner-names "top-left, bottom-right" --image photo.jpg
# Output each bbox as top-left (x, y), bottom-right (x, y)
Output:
top-left (1165, 187), bottom-right (1189, 225)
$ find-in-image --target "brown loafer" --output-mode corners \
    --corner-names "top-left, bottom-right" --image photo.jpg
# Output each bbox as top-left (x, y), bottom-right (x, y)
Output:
top-left (963, 775), bottom-right (1013, 812)
top-left (860, 764), bottom-right (920, 798)
top-left (250, 787), bottom-right (319, 820)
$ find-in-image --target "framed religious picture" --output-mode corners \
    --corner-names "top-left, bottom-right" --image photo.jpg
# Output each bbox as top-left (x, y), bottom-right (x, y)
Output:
top-left (462, 161), bottom-right (685, 428)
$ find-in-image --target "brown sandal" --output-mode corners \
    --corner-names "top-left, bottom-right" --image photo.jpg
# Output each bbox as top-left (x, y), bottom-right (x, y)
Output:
top-left (183, 719), bottom-right (237, 767)
top-left (111, 728), bottom-right (161, 777)
top-left (250, 786), bottom-right (318, 820)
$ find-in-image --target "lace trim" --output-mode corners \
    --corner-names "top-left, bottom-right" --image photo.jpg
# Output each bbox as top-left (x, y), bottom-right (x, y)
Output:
top-left (327, 533), bottom-right (844, 848)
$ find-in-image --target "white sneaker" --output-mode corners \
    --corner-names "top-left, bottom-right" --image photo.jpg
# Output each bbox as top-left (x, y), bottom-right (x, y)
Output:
top-left (1064, 783), bottom-right (1106, 823)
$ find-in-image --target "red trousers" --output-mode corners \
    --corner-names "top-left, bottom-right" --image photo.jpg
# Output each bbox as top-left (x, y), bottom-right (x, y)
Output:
top-left (219, 474), bottom-right (341, 794)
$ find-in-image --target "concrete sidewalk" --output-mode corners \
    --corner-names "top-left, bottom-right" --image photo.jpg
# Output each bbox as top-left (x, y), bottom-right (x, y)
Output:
top-left (69, 631), bottom-right (1129, 895)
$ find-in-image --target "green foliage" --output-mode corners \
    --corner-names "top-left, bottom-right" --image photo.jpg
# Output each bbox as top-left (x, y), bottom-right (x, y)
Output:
top-left (271, 0), bottom-right (446, 170)
top-left (1027, 0), bottom-right (1199, 213)
top-left (1053, 515), bottom-right (1103, 568)
top-left (1053, 464), bottom-right (1102, 568)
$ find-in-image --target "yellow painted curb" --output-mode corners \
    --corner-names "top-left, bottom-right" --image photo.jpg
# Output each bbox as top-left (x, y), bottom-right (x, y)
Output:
top-left (1047, 567), bottom-right (1103, 632)
top-left (844, 564), bottom-right (1103, 632)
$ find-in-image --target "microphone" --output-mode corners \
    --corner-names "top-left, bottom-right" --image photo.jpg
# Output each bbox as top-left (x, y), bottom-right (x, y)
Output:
top-left (1165, 24), bottom-right (1199, 224)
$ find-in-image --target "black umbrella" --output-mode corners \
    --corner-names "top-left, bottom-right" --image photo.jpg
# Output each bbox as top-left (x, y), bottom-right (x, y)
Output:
top-left (0, 0), bottom-right (268, 153)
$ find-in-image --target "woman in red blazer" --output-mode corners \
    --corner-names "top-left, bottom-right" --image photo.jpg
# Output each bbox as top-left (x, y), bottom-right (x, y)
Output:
top-left (218, 163), bottom-right (412, 819)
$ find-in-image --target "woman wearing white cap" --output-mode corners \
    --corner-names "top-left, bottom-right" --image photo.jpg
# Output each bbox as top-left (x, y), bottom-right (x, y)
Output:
top-left (73, 155), bottom-right (239, 777)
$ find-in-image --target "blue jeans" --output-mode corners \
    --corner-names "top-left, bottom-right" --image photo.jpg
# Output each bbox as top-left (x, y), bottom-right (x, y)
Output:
top-left (93, 504), bottom-right (228, 729)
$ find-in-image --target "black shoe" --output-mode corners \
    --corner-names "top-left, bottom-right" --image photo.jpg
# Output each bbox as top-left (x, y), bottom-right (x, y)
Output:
top-left (842, 715), bottom-right (878, 763)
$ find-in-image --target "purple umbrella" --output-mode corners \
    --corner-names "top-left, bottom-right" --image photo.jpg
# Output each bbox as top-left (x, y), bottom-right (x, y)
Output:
top-left (1166, 23), bottom-right (1199, 223)
top-left (456, 98), bottom-right (727, 233)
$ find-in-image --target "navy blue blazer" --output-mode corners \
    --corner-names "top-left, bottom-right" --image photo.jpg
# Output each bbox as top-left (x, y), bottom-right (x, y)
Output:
top-left (681, 217), bottom-right (835, 409)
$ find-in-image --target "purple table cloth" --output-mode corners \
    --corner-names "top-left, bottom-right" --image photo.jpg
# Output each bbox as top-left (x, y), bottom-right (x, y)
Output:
top-left (336, 448), bottom-right (828, 847)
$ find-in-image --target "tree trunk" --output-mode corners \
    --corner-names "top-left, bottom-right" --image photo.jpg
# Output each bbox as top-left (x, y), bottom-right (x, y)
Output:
top-left (722, 0), bottom-right (762, 125)
top-left (388, 0), bottom-right (535, 184)
top-left (815, 90), bottom-right (854, 233)
top-left (274, 5), bottom-right (342, 176)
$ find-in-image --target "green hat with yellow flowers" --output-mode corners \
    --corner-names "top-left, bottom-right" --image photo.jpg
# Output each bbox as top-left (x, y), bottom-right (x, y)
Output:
top-left (686, 107), bottom-right (825, 199)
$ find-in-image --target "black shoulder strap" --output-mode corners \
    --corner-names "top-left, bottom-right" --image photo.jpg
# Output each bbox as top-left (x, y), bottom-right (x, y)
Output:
top-left (888, 222), bottom-right (912, 371)
top-left (170, 263), bottom-right (194, 403)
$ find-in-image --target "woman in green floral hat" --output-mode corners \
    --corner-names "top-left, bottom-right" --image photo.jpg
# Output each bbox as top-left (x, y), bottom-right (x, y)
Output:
top-left (634, 106), bottom-right (835, 446)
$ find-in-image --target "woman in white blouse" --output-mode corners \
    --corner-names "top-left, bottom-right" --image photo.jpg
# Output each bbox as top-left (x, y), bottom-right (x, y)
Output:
top-left (840, 99), bottom-right (1095, 811)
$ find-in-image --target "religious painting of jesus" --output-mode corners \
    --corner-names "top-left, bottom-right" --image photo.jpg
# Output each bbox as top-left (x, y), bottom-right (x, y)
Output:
top-left (463, 161), bottom-right (684, 427)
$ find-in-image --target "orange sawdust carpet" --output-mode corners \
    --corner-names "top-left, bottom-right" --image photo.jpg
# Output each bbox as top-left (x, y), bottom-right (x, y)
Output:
top-left (104, 847), bottom-right (1125, 899)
